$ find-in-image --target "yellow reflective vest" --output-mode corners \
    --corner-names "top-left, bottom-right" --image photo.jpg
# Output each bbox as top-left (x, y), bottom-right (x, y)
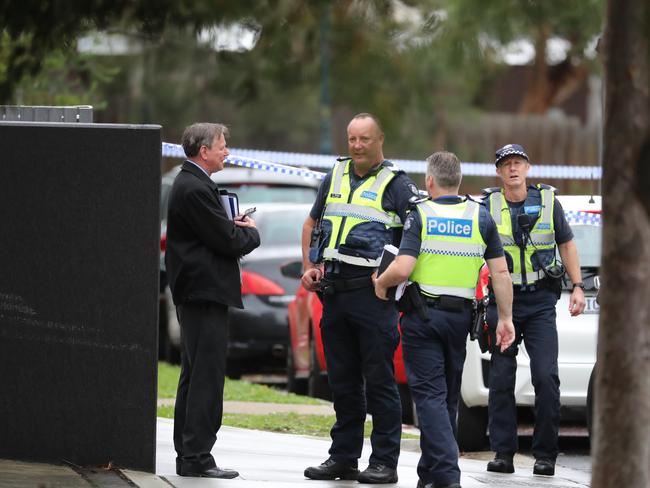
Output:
top-left (409, 198), bottom-right (486, 299)
top-left (486, 186), bottom-right (556, 285)
top-left (322, 159), bottom-right (402, 267)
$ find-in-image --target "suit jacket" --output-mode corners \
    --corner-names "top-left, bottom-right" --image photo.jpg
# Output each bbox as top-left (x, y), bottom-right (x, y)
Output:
top-left (165, 161), bottom-right (261, 308)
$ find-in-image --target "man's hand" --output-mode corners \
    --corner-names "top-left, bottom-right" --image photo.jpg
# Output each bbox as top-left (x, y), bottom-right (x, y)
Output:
top-left (301, 267), bottom-right (322, 292)
top-left (234, 216), bottom-right (256, 228)
top-left (371, 271), bottom-right (389, 301)
top-left (569, 287), bottom-right (586, 316)
top-left (495, 318), bottom-right (515, 353)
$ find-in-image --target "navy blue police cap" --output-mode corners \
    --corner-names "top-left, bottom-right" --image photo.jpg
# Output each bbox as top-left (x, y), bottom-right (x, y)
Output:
top-left (495, 143), bottom-right (529, 166)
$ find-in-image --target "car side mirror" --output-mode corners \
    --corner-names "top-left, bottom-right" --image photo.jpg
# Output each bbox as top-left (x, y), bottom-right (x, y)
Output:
top-left (280, 260), bottom-right (303, 279)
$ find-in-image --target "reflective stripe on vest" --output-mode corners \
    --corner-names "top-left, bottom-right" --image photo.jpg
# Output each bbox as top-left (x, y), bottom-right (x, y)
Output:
top-left (323, 160), bottom-right (401, 267)
top-left (409, 199), bottom-right (486, 299)
top-left (489, 187), bottom-right (556, 285)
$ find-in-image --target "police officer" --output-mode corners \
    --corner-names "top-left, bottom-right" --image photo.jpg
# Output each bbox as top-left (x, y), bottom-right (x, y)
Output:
top-left (301, 113), bottom-right (419, 484)
top-left (484, 143), bottom-right (586, 477)
top-left (374, 151), bottom-right (515, 488)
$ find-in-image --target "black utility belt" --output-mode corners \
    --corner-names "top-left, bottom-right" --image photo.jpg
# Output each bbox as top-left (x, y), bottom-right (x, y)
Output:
top-left (488, 277), bottom-right (557, 294)
top-left (421, 294), bottom-right (473, 312)
top-left (319, 276), bottom-right (373, 295)
top-left (514, 278), bottom-right (558, 293)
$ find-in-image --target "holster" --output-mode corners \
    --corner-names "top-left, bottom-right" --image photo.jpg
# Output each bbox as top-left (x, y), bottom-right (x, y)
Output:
top-left (471, 297), bottom-right (490, 353)
top-left (397, 283), bottom-right (428, 320)
top-left (537, 276), bottom-right (562, 299)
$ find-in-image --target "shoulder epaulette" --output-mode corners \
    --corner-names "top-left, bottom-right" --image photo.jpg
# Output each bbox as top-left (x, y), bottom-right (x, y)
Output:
top-left (336, 156), bottom-right (352, 162)
top-left (536, 183), bottom-right (558, 193)
top-left (467, 194), bottom-right (486, 205)
top-left (482, 187), bottom-right (501, 195)
top-left (408, 195), bottom-right (430, 208)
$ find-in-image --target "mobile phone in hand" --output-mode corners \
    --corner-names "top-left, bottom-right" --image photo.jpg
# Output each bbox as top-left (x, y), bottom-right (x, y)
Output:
top-left (237, 207), bottom-right (256, 220)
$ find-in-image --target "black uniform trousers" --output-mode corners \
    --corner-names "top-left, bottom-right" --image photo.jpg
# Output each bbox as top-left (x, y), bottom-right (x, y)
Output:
top-left (401, 305), bottom-right (471, 487)
top-left (173, 302), bottom-right (229, 473)
top-left (320, 286), bottom-right (402, 469)
top-left (487, 287), bottom-right (560, 460)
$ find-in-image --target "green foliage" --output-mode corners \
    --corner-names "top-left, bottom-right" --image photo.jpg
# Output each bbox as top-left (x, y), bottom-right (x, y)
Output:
top-left (0, 0), bottom-right (605, 157)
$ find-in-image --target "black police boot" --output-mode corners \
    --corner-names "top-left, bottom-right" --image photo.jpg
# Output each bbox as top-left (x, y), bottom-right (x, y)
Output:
top-left (357, 464), bottom-right (398, 484)
top-left (304, 458), bottom-right (359, 480)
top-left (416, 481), bottom-right (460, 488)
top-left (486, 453), bottom-right (515, 473)
top-left (533, 458), bottom-right (555, 476)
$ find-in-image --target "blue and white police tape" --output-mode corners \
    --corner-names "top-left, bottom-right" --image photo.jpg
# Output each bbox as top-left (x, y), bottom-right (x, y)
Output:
top-left (162, 142), bottom-right (602, 180)
top-left (565, 211), bottom-right (602, 226)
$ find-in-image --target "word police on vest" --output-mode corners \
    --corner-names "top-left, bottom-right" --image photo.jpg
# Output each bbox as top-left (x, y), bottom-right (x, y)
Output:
top-left (427, 217), bottom-right (473, 238)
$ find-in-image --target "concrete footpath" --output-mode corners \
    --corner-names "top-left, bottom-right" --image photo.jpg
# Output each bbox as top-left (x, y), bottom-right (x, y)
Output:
top-left (0, 410), bottom-right (592, 488)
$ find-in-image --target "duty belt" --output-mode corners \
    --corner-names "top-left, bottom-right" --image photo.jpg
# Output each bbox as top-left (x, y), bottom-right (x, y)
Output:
top-left (421, 294), bottom-right (474, 312)
top-left (319, 276), bottom-right (373, 295)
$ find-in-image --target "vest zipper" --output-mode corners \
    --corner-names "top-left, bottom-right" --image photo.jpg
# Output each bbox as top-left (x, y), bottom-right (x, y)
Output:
top-left (333, 183), bottom-right (355, 249)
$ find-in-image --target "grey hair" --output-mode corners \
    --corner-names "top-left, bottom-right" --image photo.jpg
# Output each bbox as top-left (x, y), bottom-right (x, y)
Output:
top-left (181, 123), bottom-right (229, 158)
top-left (426, 151), bottom-right (462, 189)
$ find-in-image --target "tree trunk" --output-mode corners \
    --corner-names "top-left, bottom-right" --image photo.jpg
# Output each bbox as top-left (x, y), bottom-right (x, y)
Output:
top-left (591, 1), bottom-right (650, 486)
top-left (519, 24), bottom-right (589, 115)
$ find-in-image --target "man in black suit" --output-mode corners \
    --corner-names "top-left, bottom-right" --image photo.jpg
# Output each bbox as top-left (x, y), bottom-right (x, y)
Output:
top-left (165, 122), bottom-right (260, 478)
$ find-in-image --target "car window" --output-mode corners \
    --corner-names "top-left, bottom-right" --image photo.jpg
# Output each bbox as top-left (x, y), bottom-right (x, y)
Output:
top-left (254, 209), bottom-right (307, 247)
top-left (570, 224), bottom-right (601, 268)
top-left (219, 184), bottom-right (317, 205)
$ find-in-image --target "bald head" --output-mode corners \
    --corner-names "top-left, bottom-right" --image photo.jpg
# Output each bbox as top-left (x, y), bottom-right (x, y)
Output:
top-left (347, 113), bottom-right (385, 172)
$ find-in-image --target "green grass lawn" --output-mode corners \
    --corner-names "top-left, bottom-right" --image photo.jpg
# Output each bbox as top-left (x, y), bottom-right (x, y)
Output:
top-left (157, 406), bottom-right (418, 439)
top-left (158, 362), bottom-right (419, 439)
top-left (158, 361), bottom-right (326, 404)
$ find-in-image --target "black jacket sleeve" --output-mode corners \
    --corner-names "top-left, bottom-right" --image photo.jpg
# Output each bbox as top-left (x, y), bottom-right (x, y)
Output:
top-left (183, 187), bottom-right (260, 258)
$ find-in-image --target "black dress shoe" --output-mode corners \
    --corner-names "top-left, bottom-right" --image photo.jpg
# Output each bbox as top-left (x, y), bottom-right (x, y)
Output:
top-left (179, 466), bottom-right (239, 478)
top-left (357, 464), bottom-right (398, 484)
top-left (533, 458), bottom-right (555, 476)
top-left (486, 453), bottom-right (514, 473)
top-left (304, 458), bottom-right (360, 480)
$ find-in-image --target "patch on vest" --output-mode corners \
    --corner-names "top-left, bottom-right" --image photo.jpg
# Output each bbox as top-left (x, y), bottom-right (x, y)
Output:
top-left (524, 205), bottom-right (541, 215)
top-left (360, 190), bottom-right (378, 200)
top-left (330, 193), bottom-right (342, 198)
top-left (426, 217), bottom-right (473, 238)
top-left (536, 223), bottom-right (551, 230)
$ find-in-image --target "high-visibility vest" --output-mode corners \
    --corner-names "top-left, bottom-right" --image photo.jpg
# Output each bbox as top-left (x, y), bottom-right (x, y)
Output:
top-left (322, 159), bottom-right (401, 267)
top-left (409, 198), bottom-right (486, 299)
top-left (486, 185), bottom-right (556, 285)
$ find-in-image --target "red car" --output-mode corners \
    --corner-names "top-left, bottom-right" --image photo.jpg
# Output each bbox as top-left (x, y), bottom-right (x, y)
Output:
top-left (282, 263), bottom-right (489, 424)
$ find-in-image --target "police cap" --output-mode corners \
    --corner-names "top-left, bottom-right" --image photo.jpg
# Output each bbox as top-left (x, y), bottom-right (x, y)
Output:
top-left (495, 143), bottom-right (529, 167)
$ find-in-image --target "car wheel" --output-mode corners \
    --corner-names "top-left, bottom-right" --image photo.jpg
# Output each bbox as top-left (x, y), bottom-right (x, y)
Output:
top-left (457, 398), bottom-right (488, 452)
top-left (398, 383), bottom-right (414, 424)
top-left (587, 364), bottom-right (596, 440)
top-left (308, 340), bottom-right (331, 400)
top-left (286, 339), bottom-right (307, 395)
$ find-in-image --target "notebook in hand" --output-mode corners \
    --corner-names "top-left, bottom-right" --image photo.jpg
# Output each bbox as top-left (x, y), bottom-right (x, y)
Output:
top-left (377, 244), bottom-right (407, 300)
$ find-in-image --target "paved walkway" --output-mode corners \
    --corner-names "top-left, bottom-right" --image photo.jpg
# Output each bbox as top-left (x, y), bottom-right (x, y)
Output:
top-left (0, 401), bottom-right (592, 487)
top-left (158, 398), bottom-right (336, 415)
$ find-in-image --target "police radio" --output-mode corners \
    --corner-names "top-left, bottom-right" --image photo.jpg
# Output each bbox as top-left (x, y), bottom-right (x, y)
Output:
top-left (308, 226), bottom-right (323, 264)
top-left (517, 213), bottom-right (565, 280)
